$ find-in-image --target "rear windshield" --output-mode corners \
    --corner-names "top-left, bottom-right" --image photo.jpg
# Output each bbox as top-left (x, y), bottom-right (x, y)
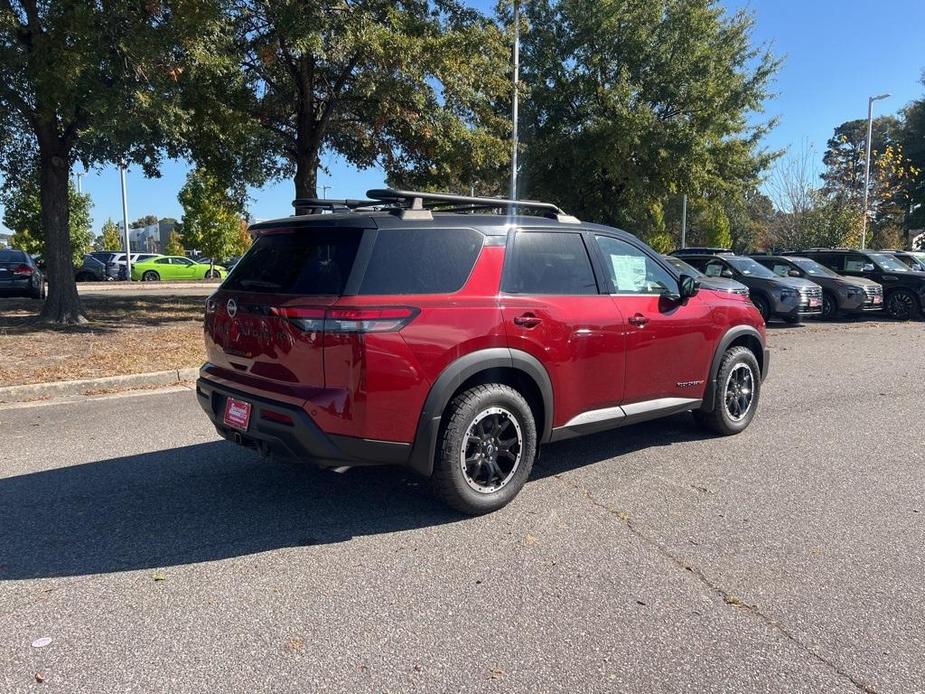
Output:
top-left (0, 249), bottom-right (26, 263)
top-left (224, 229), bottom-right (362, 295)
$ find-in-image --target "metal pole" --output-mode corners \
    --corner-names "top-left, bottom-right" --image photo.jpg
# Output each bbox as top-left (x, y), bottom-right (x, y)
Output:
top-left (120, 161), bottom-right (132, 281)
top-left (75, 171), bottom-right (85, 194)
top-left (321, 185), bottom-right (331, 199)
top-left (681, 194), bottom-right (687, 249)
top-left (861, 93), bottom-right (890, 250)
top-left (510, 0), bottom-right (520, 201)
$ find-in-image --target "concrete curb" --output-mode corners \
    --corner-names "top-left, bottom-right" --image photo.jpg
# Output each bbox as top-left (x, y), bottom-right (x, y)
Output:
top-left (0, 368), bottom-right (200, 403)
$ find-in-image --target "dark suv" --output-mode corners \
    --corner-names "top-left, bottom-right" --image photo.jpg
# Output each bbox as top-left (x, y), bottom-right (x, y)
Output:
top-left (672, 251), bottom-right (823, 323)
top-left (197, 190), bottom-right (769, 514)
top-left (749, 255), bottom-right (883, 319)
top-left (800, 249), bottom-right (925, 320)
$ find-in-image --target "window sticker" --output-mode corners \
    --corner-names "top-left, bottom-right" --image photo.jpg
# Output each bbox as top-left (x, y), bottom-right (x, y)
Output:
top-left (611, 255), bottom-right (647, 291)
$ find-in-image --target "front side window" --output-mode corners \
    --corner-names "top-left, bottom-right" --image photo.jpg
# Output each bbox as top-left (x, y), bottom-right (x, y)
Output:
top-left (703, 260), bottom-right (729, 277)
top-left (844, 255), bottom-right (870, 272)
top-left (503, 231), bottom-right (598, 295)
top-left (595, 236), bottom-right (675, 294)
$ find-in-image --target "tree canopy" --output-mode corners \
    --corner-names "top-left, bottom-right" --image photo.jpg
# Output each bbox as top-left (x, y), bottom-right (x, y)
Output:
top-left (515, 0), bottom-right (779, 248)
top-left (179, 168), bottom-right (243, 265)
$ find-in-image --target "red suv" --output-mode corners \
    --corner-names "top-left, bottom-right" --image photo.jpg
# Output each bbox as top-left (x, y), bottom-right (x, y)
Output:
top-left (197, 189), bottom-right (769, 514)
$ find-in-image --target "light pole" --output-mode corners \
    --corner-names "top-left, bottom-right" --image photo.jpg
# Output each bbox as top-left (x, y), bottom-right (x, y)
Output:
top-left (861, 93), bottom-right (890, 249)
top-left (119, 161), bottom-right (132, 281)
top-left (320, 185), bottom-right (331, 199)
top-left (510, 0), bottom-right (520, 201)
top-left (75, 171), bottom-right (86, 194)
top-left (681, 194), bottom-right (688, 249)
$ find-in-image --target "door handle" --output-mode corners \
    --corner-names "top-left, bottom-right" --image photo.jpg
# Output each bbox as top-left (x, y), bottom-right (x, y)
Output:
top-left (628, 313), bottom-right (649, 327)
top-left (513, 312), bottom-right (542, 328)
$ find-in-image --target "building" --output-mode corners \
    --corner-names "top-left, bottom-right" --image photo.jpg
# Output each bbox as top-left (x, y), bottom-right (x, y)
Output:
top-left (116, 219), bottom-right (177, 253)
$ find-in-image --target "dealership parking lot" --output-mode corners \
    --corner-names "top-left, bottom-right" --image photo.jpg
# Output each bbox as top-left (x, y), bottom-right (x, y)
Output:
top-left (1, 319), bottom-right (923, 693)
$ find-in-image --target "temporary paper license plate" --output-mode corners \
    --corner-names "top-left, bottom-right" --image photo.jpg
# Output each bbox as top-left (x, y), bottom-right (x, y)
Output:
top-left (809, 298), bottom-right (821, 308)
top-left (873, 295), bottom-right (882, 304)
top-left (223, 397), bottom-right (252, 431)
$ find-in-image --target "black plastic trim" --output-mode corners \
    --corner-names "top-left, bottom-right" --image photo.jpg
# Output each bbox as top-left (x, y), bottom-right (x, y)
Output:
top-left (702, 325), bottom-right (767, 412)
top-left (406, 348), bottom-right (555, 476)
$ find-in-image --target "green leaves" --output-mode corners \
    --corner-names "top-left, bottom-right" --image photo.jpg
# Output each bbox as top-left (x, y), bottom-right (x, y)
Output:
top-left (178, 168), bottom-right (243, 263)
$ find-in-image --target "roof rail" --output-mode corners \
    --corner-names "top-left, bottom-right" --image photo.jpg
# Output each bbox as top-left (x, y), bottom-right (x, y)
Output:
top-left (292, 198), bottom-right (380, 214)
top-left (365, 188), bottom-right (580, 223)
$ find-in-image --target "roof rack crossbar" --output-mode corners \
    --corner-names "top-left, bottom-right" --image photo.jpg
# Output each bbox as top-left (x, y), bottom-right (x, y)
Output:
top-left (365, 188), bottom-right (578, 222)
top-left (292, 198), bottom-right (380, 213)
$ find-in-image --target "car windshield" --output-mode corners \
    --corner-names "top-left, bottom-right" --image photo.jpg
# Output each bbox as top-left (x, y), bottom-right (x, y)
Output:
top-left (868, 253), bottom-right (909, 272)
top-left (725, 256), bottom-right (778, 278)
top-left (789, 257), bottom-right (838, 277)
top-left (663, 256), bottom-right (703, 277)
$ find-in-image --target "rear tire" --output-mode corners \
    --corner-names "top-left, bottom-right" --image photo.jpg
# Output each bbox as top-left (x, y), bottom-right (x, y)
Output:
top-left (432, 384), bottom-right (537, 515)
top-left (886, 289), bottom-right (919, 320)
top-left (142, 270), bottom-right (160, 282)
top-left (694, 346), bottom-right (761, 436)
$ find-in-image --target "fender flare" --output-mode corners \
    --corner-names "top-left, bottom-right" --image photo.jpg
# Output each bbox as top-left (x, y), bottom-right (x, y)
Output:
top-left (406, 348), bottom-right (554, 477)
top-left (701, 325), bottom-right (766, 412)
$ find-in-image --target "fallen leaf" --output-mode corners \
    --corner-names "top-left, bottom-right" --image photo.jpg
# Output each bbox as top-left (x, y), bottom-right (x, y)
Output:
top-left (35, 672), bottom-right (45, 683)
top-left (152, 571), bottom-right (166, 582)
top-left (523, 534), bottom-right (538, 545)
top-left (285, 637), bottom-right (304, 653)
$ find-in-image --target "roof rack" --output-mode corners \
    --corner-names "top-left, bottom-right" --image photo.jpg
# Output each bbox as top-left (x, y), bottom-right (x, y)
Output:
top-left (292, 198), bottom-right (380, 214)
top-left (365, 188), bottom-right (580, 223)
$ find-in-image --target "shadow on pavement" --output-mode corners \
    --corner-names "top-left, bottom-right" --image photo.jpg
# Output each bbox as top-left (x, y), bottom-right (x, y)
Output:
top-left (1, 413), bottom-right (712, 580)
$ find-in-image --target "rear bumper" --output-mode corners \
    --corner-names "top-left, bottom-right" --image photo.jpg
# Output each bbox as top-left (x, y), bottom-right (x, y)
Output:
top-left (196, 377), bottom-right (411, 469)
top-left (0, 278), bottom-right (32, 293)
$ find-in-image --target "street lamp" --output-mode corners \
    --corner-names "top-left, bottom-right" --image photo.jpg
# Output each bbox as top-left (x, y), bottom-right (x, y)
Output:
top-left (861, 92), bottom-right (890, 249)
top-left (119, 160), bottom-right (132, 281)
top-left (320, 185), bottom-right (331, 199)
top-left (510, 0), bottom-right (520, 201)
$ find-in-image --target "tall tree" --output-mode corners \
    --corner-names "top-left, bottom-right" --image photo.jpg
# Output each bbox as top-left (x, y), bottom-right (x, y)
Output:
top-left (185, 0), bottom-right (511, 203)
top-left (130, 214), bottom-right (160, 229)
top-left (2, 174), bottom-right (92, 263)
top-left (900, 77), bottom-right (925, 232)
top-left (0, 1), bottom-right (207, 323)
top-left (820, 117), bottom-right (901, 205)
top-left (515, 0), bottom-right (779, 245)
top-left (100, 219), bottom-right (123, 251)
top-left (179, 168), bottom-right (242, 269)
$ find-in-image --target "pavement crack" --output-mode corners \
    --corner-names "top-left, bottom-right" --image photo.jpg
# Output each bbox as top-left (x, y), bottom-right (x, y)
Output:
top-left (545, 469), bottom-right (880, 694)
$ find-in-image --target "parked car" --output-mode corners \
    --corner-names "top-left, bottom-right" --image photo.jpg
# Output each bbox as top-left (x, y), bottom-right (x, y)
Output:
top-left (663, 255), bottom-right (749, 296)
top-left (132, 255), bottom-right (227, 281)
top-left (889, 251), bottom-right (925, 272)
top-left (196, 189), bottom-right (769, 515)
top-left (115, 253), bottom-right (163, 280)
top-left (800, 248), bottom-right (925, 320)
top-left (76, 252), bottom-right (117, 282)
top-left (672, 251), bottom-right (822, 323)
top-left (0, 248), bottom-right (45, 299)
top-left (749, 254), bottom-right (883, 319)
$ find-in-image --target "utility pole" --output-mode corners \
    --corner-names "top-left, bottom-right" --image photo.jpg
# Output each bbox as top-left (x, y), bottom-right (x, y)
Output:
top-left (75, 171), bottom-right (86, 194)
top-left (120, 161), bottom-right (132, 281)
top-left (681, 194), bottom-right (688, 249)
top-left (320, 185), bottom-right (331, 199)
top-left (861, 93), bottom-right (890, 249)
top-left (510, 0), bottom-right (520, 201)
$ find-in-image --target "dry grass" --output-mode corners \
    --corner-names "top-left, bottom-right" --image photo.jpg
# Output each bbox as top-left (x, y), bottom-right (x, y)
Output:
top-left (0, 295), bottom-right (206, 387)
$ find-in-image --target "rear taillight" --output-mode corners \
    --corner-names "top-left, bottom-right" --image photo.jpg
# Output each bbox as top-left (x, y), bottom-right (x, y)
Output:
top-left (12, 264), bottom-right (33, 277)
top-left (273, 306), bottom-right (418, 333)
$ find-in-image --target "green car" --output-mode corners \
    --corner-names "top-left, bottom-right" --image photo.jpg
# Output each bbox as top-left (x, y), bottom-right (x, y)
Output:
top-left (131, 256), bottom-right (227, 281)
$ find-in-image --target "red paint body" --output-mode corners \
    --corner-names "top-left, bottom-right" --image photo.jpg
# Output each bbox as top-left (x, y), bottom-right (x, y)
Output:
top-left (203, 234), bottom-right (764, 445)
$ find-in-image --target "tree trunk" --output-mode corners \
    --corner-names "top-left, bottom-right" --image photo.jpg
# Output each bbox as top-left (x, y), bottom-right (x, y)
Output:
top-left (293, 148), bottom-right (320, 214)
top-left (37, 137), bottom-right (86, 324)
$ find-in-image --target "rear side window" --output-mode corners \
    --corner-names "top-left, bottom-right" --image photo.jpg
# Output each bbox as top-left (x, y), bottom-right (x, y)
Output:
top-left (503, 231), bottom-right (598, 295)
top-left (224, 228), bottom-right (362, 295)
top-left (358, 228), bottom-right (483, 295)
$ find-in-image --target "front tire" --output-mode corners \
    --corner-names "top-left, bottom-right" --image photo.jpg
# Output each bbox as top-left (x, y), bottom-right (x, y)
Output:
top-left (886, 289), bottom-right (919, 320)
top-left (432, 384), bottom-right (537, 515)
top-left (821, 291), bottom-right (839, 320)
top-left (750, 294), bottom-right (770, 322)
top-left (694, 346), bottom-right (761, 436)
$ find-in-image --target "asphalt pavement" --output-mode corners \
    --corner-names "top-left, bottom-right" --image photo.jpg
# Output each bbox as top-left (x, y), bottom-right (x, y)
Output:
top-left (1, 319), bottom-right (923, 693)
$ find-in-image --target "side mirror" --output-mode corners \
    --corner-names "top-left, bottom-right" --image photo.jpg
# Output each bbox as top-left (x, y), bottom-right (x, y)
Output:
top-left (679, 274), bottom-right (699, 299)
top-left (721, 269), bottom-right (734, 278)
top-left (788, 269), bottom-right (801, 277)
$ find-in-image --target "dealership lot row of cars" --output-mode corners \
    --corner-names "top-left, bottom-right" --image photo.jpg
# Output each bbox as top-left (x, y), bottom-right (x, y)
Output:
top-left (75, 251), bottom-right (236, 283)
top-left (670, 247), bottom-right (925, 323)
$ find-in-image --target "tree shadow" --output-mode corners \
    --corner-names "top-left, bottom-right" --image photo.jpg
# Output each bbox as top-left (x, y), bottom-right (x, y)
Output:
top-left (0, 413), bottom-right (716, 581)
top-left (0, 295), bottom-right (205, 335)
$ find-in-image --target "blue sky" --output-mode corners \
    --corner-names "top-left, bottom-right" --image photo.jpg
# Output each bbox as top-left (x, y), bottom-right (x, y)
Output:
top-left (2, 0), bottom-right (923, 235)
